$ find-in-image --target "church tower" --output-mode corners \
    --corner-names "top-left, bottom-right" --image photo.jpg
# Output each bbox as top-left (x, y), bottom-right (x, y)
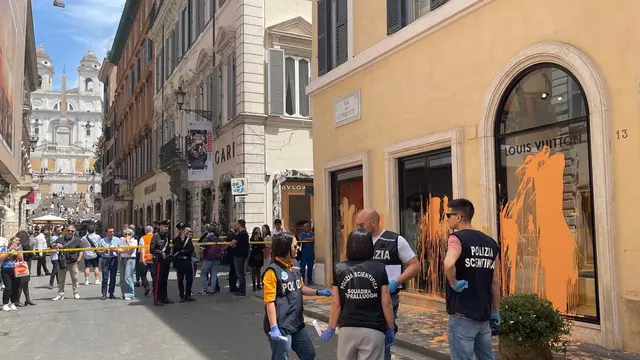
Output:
top-left (77, 49), bottom-right (101, 96)
top-left (35, 44), bottom-right (54, 92)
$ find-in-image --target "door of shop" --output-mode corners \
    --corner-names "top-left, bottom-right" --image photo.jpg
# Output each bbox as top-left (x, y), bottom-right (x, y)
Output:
top-left (330, 167), bottom-right (364, 266)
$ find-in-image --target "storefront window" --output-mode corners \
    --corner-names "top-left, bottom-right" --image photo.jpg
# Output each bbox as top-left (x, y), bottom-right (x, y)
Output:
top-left (398, 149), bottom-right (453, 295)
top-left (331, 167), bottom-right (364, 265)
top-left (496, 64), bottom-right (598, 322)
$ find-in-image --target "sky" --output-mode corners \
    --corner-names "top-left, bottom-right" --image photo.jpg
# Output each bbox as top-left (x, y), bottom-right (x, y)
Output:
top-left (32, 0), bottom-right (126, 90)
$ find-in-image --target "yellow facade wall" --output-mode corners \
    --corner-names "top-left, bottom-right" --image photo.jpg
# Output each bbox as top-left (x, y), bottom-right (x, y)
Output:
top-left (38, 184), bottom-right (50, 194)
top-left (75, 159), bottom-right (83, 172)
top-left (47, 159), bottom-right (55, 171)
top-left (311, 0), bottom-right (640, 353)
top-left (30, 158), bottom-right (41, 172)
top-left (77, 183), bottom-right (87, 193)
top-left (353, 0), bottom-right (387, 55)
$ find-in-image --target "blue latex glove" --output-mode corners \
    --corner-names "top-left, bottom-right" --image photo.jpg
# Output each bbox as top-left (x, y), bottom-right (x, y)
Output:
top-left (388, 279), bottom-right (398, 293)
top-left (269, 325), bottom-right (282, 340)
top-left (450, 279), bottom-right (469, 292)
top-left (490, 311), bottom-right (501, 327)
top-left (385, 327), bottom-right (395, 348)
top-left (316, 289), bottom-right (332, 297)
top-left (320, 327), bottom-right (335, 342)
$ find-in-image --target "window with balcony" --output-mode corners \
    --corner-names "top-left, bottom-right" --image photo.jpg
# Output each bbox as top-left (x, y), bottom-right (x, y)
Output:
top-left (387, 0), bottom-right (450, 35)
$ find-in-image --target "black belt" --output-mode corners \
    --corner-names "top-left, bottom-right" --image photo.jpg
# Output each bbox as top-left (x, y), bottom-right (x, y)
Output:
top-left (176, 256), bottom-right (190, 260)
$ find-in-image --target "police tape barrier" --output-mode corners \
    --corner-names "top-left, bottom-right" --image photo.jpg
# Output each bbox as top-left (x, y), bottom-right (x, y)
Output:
top-left (2, 239), bottom-right (312, 255)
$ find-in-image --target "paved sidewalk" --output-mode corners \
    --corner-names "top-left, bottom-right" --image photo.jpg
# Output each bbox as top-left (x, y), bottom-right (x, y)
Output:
top-left (260, 293), bottom-right (639, 360)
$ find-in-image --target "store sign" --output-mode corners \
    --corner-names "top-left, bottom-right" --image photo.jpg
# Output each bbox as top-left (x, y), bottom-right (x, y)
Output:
top-left (501, 131), bottom-right (587, 157)
top-left (282, 184), bottom-right (306, 191)
top-left (334, 89), bottom-right (361, 127)
top-left (214, 142), bottom-right (236, 164)
top-left (144, 182), bottom-right (156, 195)
top-left (281, 182), bottom-right (313, 196)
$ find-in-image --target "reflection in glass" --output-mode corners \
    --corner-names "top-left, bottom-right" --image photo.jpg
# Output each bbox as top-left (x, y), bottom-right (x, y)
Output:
top-left (298, 59), bottom-right (310, 117)
top-left (285, 57), bottom-right (296, 116)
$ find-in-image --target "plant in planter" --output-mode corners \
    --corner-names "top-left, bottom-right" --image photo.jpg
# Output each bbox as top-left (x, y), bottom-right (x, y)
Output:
top-left (498, 293), bottom-right (571, 360)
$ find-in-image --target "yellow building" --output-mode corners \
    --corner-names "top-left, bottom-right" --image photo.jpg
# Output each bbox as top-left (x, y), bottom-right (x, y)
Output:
top-left (308, 0), bottom-right (640, 353)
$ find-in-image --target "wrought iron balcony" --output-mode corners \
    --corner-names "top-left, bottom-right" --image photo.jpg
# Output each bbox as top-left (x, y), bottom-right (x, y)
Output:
top-left (159, 136), bottom-right (186, 169)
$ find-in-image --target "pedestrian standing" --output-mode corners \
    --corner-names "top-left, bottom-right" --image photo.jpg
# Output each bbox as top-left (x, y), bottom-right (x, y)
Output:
top-left (51, 225), bottom-right (84, 301)
top-left (198, 224), bottom-right (223, 295)
top-left (118, 229), bottom-right (137, 300)
top-left (15, 230), bottom-right (36, 306)
top-left (231, 220), bottom-right (250, 297)
top-left (0, 237), bottom-right (24, 311)
top-left (262, 232), bottom-right (332, 360)
top-left (443, 199), bottom-right (500, 360)
top-left (150, 220), bottom-right (173, 306)
top-left (34, 228), bottom-right (50, 276)
top-left (173, 223), bottom-right (195, 302)
top-left (0, 236), bottom-right (7, 291)
top-left (97, 228), bottom-right (121, 300)
top-left (138, 226), bottom-right (155, 297)
top-left (249, 227), bottom-right (265, 291)
top-left (262, 224), bottom-right (272, 266)
top-left (320, 229), bottom-right (395, 360)
top-left (81, 225), bottom-right (101, 286)
top-left (226, 223), bottom-right (239, 293)
top-left (48, 226), bottom-right (62, 289)
top-left (298, 222), bottom-right (315, 285)
top-left (355, 209), bottom-right (421, 360)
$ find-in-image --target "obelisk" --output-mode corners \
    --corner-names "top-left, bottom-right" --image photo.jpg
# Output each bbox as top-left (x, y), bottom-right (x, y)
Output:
top-left (59, 66), bottom-right (67, 125)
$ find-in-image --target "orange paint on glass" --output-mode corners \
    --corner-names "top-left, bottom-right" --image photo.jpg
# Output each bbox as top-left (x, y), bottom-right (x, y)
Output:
top-left (499, 146), bottom-right (579, 313)
top-left (413, 195), bottom-right (450, 296)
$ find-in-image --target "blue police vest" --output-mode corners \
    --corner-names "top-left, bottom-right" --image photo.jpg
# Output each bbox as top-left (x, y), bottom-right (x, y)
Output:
top-left (262, 260), bottom-right (305, 336)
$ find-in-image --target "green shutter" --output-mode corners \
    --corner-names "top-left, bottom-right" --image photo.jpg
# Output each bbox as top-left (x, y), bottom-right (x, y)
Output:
top-left (387, 0), bottom-right (403, 35)
top-left (317, 0), bottom-right (328, 75)
top-left (336, 0), bottom-right (348, 66)
top-left (268, 48), bottom-right (285, 115)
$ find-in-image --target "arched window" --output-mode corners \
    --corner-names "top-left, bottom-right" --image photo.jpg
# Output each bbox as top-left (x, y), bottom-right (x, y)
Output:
top-left (68, 103), bottom-right (74, 111)
top-left (495, 64), bottom-right (598, 321)
top-left (53, 103), bottom-right (59, 110)
top-left (85, 78), bottom-right (94, 91)
top-left (37, 75), bottom-right (43, 88)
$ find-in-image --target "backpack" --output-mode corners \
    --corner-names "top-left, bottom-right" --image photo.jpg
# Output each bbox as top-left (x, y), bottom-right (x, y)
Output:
top-left (203, 235), bottom-right (224, 261)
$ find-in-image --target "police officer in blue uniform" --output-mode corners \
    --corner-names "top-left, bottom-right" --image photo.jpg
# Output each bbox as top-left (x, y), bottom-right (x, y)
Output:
top-left (355, 209), bottom-right (421, 360)
top-left (262, 232), bottom-right (332, 360)
top-left (443, 198), bottom-right (500, 360)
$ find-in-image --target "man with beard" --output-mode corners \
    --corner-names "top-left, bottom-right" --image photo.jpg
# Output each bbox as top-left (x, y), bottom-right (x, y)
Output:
top-left (150, 220), bottom-right (174, 306)
top-left (51, 225), bottom-right (84, 300)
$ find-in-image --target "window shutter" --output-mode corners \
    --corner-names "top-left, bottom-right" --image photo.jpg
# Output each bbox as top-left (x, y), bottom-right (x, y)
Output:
top-left (387, 0), bottom-right (403, 35)
top-left (317, 0), bottom-right (328, 76)
top-left (212, 70), bottom-right (220, 126)
top-left (209, 0), bottom-right (215, 19)
top-left (336, 0), bottom-right (348, 66)
top-left (430, 0), bottom-right (449, 11)
top-left (227, 53), bottom-right (236, 119)
top-left (268, 48), bottom-right (285, 116)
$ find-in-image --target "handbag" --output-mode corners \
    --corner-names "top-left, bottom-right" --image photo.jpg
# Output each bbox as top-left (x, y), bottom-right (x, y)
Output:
top-left (14, 261), bottom-right (30, 278)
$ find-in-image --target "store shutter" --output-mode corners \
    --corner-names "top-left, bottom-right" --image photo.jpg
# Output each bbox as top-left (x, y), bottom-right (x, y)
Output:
top-left (317, 0), bottom-right (328, 75)
top-left (268, 48), bottom-right (285, 116)
top-left (336, 0), bottom-right (348, 66)
top-left (387, 0), bottom-right (403, 35)
top-left (430, 0), bottom-right (449, 11)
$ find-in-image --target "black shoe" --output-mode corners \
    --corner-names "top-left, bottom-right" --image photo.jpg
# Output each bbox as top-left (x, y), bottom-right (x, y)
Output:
top-left (253, 284), bottom-right (257, 291)
top-left (184, 296), bottom-right (196, 302)
top-left (101, 295), bottom-right (106, 300)
top-left (134, 282), bottom-right (140, 288)
top-left (45, 273), bottom-right (51, 276)
top-left (163, 298), bottom-right (175, 304)
top-left (307, 280), bottom-right (314, 286)
top-left (234, 292), bottom-right (246, 297)
top-left (154, 301), bottom-right (164, 306)
top-left (179, 297), bottom-right (185, 303)
top-left (25, 301), bottom-right (36, 306)
top-left (144, 288), bottom-right (150, 296)
top-left (258, 284), bottom-right (263, 290)
top-left (109, 294), bottom-right (116, 299)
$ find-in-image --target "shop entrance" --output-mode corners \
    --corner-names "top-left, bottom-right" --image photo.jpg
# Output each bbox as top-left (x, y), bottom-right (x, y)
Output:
top-left (330, 167), bottom-right (364, 266)
top-left (281, 180), bottom-right (314, 236)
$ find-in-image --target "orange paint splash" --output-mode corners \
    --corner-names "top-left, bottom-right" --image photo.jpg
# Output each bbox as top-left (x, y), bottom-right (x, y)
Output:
top-left (500, 146), bottom-right (579, 313)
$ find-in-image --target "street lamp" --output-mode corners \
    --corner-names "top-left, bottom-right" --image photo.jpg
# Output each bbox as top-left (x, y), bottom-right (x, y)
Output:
top-left (29, 136), bottom-right (38, 151)
top-left (174, 86), bottom-right (213, 121)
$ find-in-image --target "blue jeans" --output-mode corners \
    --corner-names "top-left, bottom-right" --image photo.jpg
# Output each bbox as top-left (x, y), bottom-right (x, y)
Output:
top-left (200, 260), bottom-right (220, 292)
top-left (100, 256), bottom-right (118, 296)
top-left (299, 252), bottom-right (314, 283)
top-left (384, 293), bottom-right (400, 360)
top-left (269, 326), bottom-right (316, 360)
top-left (233, 257), bottom-right (247, 295)
top-left (447, 314), bottom-right (495, 360)
top-left (119, 257), bottom-right (136, 298)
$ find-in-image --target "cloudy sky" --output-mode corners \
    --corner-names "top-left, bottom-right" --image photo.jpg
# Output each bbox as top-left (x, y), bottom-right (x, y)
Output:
top-left (33, 0), bottom-right (126, 90)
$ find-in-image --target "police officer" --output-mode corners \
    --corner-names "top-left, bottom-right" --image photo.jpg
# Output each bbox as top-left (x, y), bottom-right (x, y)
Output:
top-left (443, 198), bottom-right (499, 360)
top-left (262, 232), bottom-right (332, 360)
top-left (173, 222), bottom-right (195, 302)
top-left (355, 209), bottom-right (421, 360)
top-left (150, 220), bottom-right (174, 306)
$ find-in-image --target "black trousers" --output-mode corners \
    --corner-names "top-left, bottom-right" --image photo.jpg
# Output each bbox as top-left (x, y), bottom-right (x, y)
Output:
top-left (36, 256), bottom-right (50, 276)
top-left (49, 260), bottom-right (59, 286)
top-left (175, 258), bottom-right (194, 298)
top-left (1, 268), bottom-right (20, 305)
top-left (153, 258), bottom-right (171, 302)
top-left (228, 255), bottom-right (238, 292)
top-left (138, 262), bottom-right (154, 290)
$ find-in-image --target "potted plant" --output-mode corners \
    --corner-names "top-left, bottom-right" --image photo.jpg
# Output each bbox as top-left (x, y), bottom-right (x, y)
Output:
top-left (498, 293), bottom-right (571, 360)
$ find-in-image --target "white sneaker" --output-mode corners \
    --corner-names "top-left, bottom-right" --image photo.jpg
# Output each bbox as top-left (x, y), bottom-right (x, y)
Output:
top-left (85, 279), bottom-right (90, 286)
top-left (2, 304), bottom-right (10, 311)
top-left (95, 279), bottom-right (101, 285)
top-left (124, 297), bottom-right (132, 301)
top-left (9, 303), bottom-right (17, 310)
top-left (74, 293), bottom-right (81, 300)
top-left (52, 295), bottom-right (64, 301)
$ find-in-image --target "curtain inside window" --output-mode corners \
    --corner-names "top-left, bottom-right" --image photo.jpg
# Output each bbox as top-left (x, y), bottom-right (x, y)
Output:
top-left (298, 59), bottom-right (310, 117)
top-left (285, 57), bottom-right (296, 116)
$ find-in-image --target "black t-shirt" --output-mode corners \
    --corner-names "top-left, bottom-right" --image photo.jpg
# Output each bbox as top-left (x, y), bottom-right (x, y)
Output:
top-left (234, 230), bottom-right (250, 258)
top-left (333, 260), bottom-right (389, 333)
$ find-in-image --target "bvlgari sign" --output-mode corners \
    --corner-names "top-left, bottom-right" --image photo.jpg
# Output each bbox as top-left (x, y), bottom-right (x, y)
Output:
top-left (334, 89), bottom-right (361, 127)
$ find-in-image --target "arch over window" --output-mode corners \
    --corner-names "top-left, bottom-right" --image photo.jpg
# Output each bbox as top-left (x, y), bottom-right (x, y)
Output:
top-left (85, 78), bottom-right (94, 91)
top-left (495, 64), bottom-right (598, 322)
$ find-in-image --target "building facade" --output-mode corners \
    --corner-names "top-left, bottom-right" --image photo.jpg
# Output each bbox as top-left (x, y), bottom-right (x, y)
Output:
top-left (308, 0), bottom-right (640, 353)
top-left (149, 0), bottom-right (314, 236)
top-left (98, 58), bottom-right (118, 226)
top-left (103, 0), bottom-right (158, 232)
top-left (29, 46), bottom-right (103, 202)
top-left (0, 0), bottom-right (38, 236)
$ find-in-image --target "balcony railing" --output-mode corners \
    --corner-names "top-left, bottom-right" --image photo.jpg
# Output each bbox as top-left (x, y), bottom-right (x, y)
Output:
top-left (159, 136), bottom-right (186, 169)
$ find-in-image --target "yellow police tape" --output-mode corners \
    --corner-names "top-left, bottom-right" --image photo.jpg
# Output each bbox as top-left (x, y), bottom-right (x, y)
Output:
top-left (2, 238), bottom-right (313, 255)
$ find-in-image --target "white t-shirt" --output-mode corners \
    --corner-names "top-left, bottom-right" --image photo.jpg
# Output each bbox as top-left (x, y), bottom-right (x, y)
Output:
top-left (372, 230), bottom-right (416, 281)
top-left (119, 238), bottom-right (138, 258)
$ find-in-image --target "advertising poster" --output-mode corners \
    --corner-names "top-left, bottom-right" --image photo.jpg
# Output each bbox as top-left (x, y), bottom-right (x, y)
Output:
top-left (0, 0), bottom-right (18, 154)
top-left (186, 121), bottom-right (213, 181)
top-left (231, 177), bottom-right (247, 195)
